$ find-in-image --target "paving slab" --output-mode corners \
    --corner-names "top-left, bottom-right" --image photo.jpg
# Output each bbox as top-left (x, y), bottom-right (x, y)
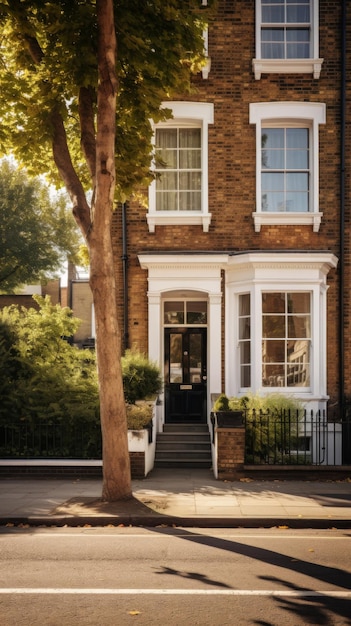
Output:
top-left (0, 469), bottom-right (350, 528)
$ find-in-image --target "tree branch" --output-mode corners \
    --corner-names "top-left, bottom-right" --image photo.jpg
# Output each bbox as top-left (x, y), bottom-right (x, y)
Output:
top-left (51, 110), bottom-right (92, 238)
top-left (79, 86), bottom-right (97, 183)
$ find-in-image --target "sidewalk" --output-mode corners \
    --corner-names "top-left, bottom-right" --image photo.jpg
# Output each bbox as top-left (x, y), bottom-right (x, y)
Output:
top-left (1, 468), bottom-right (351, 528)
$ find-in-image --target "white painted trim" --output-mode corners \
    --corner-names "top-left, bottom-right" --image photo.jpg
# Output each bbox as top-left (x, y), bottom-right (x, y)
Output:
top-left (138, 254), bottom-right (227, 422)
top-left (253, 58), bottom-right (324, 80)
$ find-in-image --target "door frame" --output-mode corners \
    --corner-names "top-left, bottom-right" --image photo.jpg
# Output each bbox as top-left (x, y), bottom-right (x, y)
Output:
top-left (164, 327), bottom-right (207, 423)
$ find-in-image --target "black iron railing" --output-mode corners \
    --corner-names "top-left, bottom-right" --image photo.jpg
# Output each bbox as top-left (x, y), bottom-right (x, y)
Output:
top-left (0, 421), bottom-right (102, 459)
top-left (244, 409), bottom-right (345, 466)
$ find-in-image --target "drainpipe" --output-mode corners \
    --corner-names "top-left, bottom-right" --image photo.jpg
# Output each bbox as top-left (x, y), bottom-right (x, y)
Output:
top-left (340, 0), bottom-right (349, 461)
top-left (122, 202), bottom-right (129, 351)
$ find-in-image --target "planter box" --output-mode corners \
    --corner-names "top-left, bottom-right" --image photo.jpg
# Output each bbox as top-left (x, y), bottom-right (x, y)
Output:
top-left (211, 410), bottom-right (244, 428)
top-left (128, 408), bottom-right (156, 478)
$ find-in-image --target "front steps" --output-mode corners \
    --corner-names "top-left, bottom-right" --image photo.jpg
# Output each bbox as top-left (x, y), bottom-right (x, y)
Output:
top-left (155, 423), bottom-right (212, 469)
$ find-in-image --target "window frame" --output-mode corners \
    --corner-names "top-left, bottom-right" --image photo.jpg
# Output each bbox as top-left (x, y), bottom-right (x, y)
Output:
top-left (253, 0), bottom-right (323, 80)
top-left (249, 102), bottom-right (325, 232)
top-left (147, 101), bottom-right (214, 233)
top-left (225, 252), bottom-right (338, 404)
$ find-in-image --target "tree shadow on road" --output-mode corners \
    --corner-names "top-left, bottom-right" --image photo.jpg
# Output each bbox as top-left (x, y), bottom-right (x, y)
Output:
top-left (150, 527), bottom-right (351, 625)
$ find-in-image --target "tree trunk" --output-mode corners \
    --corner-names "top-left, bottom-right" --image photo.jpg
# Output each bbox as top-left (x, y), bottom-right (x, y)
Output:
top-left (89, 232), bottom-right (131, 501)
top-left (88, 0), bottom-right (131, 501)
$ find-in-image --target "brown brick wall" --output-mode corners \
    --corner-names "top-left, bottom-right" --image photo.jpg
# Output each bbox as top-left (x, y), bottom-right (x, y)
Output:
top-left (217, 427), bottom-right (245, 480)
top-left (110, 0), bottom-right (348, 406)
top-left (129, 451), bottom-right (145, 479)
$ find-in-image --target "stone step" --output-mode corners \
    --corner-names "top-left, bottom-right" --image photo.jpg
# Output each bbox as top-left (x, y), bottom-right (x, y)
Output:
top-left (155, 423), bottom-right (212, 468)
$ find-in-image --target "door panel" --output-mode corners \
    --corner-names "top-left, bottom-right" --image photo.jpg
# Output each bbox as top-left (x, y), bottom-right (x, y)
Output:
top-left (165, 328), bottom-right (207, 423)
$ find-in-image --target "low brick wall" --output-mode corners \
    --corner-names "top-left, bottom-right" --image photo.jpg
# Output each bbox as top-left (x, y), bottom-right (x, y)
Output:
top-left (129, 452), bottom-right (146, 479)
top-left (217, 427), bottom-right (245, 480)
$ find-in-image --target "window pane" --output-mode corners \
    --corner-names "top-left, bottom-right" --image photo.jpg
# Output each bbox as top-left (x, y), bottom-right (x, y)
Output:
top-left (239, 293), bottom-right (250, 315)
top-left (286, 173), bottom-right (308, 190)
top-left (187, 302), bottom-right (207, 325)
top-left (287, 6), bottom-right (310, 23)
top-left (263, 339), bottom-right (285, 362)
top-left (287, 41), bottom-right (310, 58)
top-left (241, 365), bottom-right (251, 388)
top-left (169, 333), bottom-right (183, 383)
top-left (262, 191), bottom-right (285, 212)
top-left (179, 172), bottom-right (201, 190)
top-left (179, 191), bottom-right (201, 211)
top-left (179, 149), bottom-right (201, 169)
top-left (286, 150), bottom-right (309, 169)
top-left (287, 128), bottom-right (308, 148)
top-left (164, 302), bottom-right (184, 324)
top-left (288, 292), bottom-right (310, 313)
top-left (262, 363), bottom-right (286, 387)
top-left (157, 171), bottom-right (177, 190)
top-left (156, 129), bottom-right (177, 148)
top-left (156, 191), bottom-right (177, 211)
top-left (262, 173), bottom-right (285, 190)
top-left (263, 293), bottom-right (285, 313)
top-left (262, 6), bottom-right (284, 22)
top-left (288, 314), bottom-right (311, 338)
top-left (263, 314), bottom-right (286, 337)
top-left (286, 191), bottom-right (309, 211)
top-left (179, 128), bottom-right (201, 148)
top-left (240, 341), bottom-right (251, 364)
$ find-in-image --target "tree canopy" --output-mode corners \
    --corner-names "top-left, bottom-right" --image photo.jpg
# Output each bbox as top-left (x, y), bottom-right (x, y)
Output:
top-left (0, 1), bottom-right (213, 202)
top-left (0, 0), bottom-right (215, 500)
top-left (0, 159), bottom-right (81, 292)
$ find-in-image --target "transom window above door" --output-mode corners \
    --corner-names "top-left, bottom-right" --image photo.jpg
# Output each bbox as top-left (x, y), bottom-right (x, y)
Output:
top-left (164, 301), bottom-right (207, 326)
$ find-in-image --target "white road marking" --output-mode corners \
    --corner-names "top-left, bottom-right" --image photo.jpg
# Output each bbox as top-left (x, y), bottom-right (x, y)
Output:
top-left (0, 589), bottom-right (350, 597)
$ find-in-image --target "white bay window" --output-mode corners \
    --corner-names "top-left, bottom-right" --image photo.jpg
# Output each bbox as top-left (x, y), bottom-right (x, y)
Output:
top-left (225, 252), bottom-right (338, 409)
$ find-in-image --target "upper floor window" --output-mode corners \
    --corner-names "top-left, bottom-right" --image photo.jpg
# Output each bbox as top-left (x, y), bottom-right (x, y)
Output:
top-left (147, 102), bottom-right (214, 233)
top-left (253, 0), bottom-right (323, 79)
top-left (261, 127), bottom-right (309, 213)
top-left (250, 102), bottom-right (325, 232)
top-left (155, 127), bottom-right (201, 212)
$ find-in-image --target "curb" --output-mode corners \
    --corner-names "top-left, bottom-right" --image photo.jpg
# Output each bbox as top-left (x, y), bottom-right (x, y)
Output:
top-left (1, 516), bottom-right (351, 529)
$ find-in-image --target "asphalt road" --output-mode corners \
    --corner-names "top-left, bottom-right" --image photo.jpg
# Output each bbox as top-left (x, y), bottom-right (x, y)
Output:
top-left (0, 526), bottom-right (350, 625)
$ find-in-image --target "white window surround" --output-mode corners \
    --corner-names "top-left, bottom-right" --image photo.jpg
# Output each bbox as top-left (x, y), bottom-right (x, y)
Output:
top-left (225, 251), bottom-right (338, 409)
top-left (253, 0), bottom-right (323, 79)
top-left (147, 101), bottom-right (214, 233)
top-left (249, 101), bottom-right (326, 232)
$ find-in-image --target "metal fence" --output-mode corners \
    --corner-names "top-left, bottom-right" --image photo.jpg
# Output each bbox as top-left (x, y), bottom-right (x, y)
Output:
top-left (0, 421), bottom-right (102, 459)
top-left (244, 410), bottom-right (349, 466)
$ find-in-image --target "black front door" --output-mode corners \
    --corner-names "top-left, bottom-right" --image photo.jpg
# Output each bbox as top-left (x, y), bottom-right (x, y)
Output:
top-left (164, 328), bottom-right (207, 423)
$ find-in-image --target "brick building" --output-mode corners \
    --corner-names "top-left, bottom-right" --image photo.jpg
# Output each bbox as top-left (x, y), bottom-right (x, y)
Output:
top-left (111, 1), bottom-right (350, 449)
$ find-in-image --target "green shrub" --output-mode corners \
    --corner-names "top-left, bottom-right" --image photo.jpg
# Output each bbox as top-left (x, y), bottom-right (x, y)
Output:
top-left (126, 402), bottom-right (154, 430)
top-left (213, 393), bottom-right (230, 412)
top-left (122, 349), bottom-right (162, 404)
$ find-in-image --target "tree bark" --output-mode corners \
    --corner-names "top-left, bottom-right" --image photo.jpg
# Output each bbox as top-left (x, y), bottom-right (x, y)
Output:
top-left (89, 0), bottom-right (131, 501)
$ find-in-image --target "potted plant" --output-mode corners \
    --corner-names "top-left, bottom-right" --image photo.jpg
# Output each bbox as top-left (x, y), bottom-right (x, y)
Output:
top-left (211, 393), bottom-right (244, 428)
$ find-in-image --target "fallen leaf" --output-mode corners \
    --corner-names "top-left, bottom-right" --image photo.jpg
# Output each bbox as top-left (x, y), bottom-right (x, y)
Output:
top-left (128, 610), bottom-right (141, 616)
